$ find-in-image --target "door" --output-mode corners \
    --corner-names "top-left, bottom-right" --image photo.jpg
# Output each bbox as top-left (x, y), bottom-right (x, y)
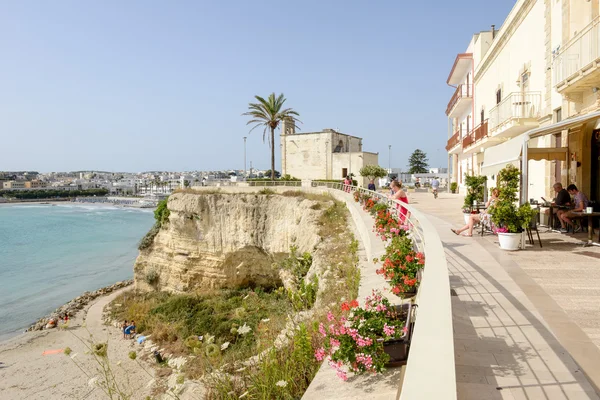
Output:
top-left (342, 168), bottom-right (348, 178)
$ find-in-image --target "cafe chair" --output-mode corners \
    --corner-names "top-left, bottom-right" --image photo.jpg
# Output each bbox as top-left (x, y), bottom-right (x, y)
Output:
top-left (526, 216), bottom-right (543, 248)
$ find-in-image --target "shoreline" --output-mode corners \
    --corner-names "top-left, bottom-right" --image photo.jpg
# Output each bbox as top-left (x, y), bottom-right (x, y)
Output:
top-left (0, 280), bottom-right (134, 347)
top-left (0, 284), bottom-right (156, 400)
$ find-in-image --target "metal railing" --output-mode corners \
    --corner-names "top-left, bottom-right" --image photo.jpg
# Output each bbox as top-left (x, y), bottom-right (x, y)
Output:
top-left (446, 130), bottom-right (461, 151)
top-left (446, 83), bottom-right (472, 115)
top-left (489, 92), bottom-right (541, 132)
top-left (554, 16), bottom-right (600, 84)
top-left (462, 120), bottom-right (489, 150)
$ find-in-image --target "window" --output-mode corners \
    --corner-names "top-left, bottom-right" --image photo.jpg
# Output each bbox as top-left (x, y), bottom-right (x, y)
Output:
top-left (480, 109), bottom-right (485, 123)
top-left (496, 89), bottom-right (502, 104)
top-left (342, 168), bottom-right (348, 178)
top-left (466, 115), bottom-right (471, 133)
top-left (554, 107), bottom-right (562, 123)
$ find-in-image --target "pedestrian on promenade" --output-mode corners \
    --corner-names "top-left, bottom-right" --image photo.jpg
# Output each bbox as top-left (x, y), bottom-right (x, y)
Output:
top-left (368, 180), bottom-right (376, 191)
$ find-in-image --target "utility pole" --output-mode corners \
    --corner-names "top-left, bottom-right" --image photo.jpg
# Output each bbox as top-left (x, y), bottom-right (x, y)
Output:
top-left (243, 136), bottom-right (247, 179)
top-left (388, 145), bottom-right (392, 174)
top-left (249, 161), bottom-right (253, 178)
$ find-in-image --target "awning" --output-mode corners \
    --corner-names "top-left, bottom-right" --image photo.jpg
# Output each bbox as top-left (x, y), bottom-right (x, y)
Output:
top-left (527, 147), bottom-right (568, 161)
top-left (481, 134), bottom-right (525, 176)
top-left (528, 110), bottom-right (600, 138)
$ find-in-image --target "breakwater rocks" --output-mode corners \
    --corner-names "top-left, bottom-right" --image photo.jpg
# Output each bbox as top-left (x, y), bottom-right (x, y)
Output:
top-left (26, 280), bottom-right (133, 332)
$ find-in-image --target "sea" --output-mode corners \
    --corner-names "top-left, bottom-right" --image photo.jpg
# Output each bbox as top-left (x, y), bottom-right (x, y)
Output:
top-left (0, 203), bottom-right (155, 340)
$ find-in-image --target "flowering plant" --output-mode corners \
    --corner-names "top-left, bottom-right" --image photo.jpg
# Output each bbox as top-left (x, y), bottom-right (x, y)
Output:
top-left (315, 290), bottom-right (406, 380)
top-left (353, 191), bottom-right (360, 202)
top-left (363, 198), bottom-right (376, 212)
top-left (373, 209), bottom-right (408, 241)
top-left (375, 236), bottom-right (424, 295)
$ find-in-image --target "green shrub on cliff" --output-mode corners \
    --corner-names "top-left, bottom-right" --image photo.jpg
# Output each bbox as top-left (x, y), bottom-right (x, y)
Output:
top-left (138, 198), bottom-right (170, 250)
top-left (154, 199), bottom-right (170, 225)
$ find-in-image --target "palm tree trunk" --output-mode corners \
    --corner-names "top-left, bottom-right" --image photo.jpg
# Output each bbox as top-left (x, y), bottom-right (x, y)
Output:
top-left (270, 126), bottom-right (275, 181)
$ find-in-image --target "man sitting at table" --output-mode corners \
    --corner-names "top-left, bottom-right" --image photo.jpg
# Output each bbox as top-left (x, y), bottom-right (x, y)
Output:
top-left (552, 183), bottom-right (571, 230)
top-left (559, 184), bottom-right (589, 233)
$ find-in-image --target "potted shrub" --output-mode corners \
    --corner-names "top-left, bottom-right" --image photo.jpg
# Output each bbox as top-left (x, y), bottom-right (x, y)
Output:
top-left (462, 175), bottom-right (486, 224)
top-left (489, 164), bottom-right (537, 250)
top-left (375, 235), bottom-right (424, 296)
top-left (315, 290), bottom-right (411, 380)
top-left (450, 182), bottom-right (458, 194)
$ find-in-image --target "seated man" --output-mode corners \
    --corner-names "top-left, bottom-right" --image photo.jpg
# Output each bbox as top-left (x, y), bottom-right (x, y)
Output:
top-left (552, 183), bottom-right (571, 230)
top-left (559, 184), bottom-right (589, 232)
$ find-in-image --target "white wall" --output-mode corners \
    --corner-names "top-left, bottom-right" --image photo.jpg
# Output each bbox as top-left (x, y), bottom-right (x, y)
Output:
top-left (475, 0), bottom-right (546, 124)
top-left (283, 133), bottom-right (329, 180)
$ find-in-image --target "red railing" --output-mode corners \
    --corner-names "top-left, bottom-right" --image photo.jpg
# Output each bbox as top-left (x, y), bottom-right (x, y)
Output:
top-left (445, 130), bottom-right (460, 151)
top-left (462, 120), bottom-right (488, 150)
top-left (446, 84), bottom-right (472, 115)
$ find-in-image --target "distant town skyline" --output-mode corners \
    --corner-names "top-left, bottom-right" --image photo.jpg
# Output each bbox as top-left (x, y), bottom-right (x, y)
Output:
top-left (1, 1), bottom-right (515, 172)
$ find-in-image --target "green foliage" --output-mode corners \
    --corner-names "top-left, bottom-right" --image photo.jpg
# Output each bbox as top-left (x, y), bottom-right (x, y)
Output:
top-left (359, 165), bottom-right (387, 181)
top-left (279, 247), bottom-right (318, 311)
top-left (1, 188), bottom-right (109, 200)
top-left (489, 164), bottom-right (537, 233)
top-left (450, 182), bottom-right (458, 193)
top-left (144, 268), bottom-right (159, 285)
top-left (407, 149), bottom-right (429, 174)
top-left (243, 93), bottom-right (301, 180)
top-left (138, 223), bottom-right (160, 250)
top-left (463, 175), bottom-right (487, 208)
top-left (248, 175), bottom-right (300, 182)
top-left (154, 198), bottom-right (170, 225)
top-left (258, 188), bottom-right (275, 195)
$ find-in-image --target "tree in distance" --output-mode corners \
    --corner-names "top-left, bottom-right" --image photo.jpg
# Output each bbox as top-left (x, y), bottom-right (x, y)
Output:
top-left (359, 165), bottom-right (388, 181)
top-left (407, 149), bottom-right (429, 174)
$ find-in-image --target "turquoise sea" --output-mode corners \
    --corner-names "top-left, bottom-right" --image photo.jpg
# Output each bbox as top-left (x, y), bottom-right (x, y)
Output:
top-left (0, 203), bottom-right (154, 340)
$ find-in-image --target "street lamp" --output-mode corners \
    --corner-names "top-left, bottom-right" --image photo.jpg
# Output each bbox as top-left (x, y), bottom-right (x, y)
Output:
top-left (243, 137), bottom-right (247, 179)
top-left (388, 145), bottom-right (392, 174)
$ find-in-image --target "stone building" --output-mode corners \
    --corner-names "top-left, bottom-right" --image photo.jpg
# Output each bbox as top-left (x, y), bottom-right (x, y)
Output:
top-left (280, 121), bottom-right (379, 187)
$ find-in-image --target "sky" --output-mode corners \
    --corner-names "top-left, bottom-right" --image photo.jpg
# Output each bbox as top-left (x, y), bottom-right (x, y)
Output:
top-left (1, 1), bottom-right (517, 173)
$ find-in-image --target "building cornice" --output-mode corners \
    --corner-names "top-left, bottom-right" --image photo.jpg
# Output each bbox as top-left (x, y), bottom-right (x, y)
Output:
top-left (474, 0), bottom-right (536, 82)
top-left (446, 53), bottom-right (473, 85)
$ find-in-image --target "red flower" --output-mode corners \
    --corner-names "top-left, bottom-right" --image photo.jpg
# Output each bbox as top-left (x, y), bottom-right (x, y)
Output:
top-left (341, 302), bottom-right (350, 312)
top-left (392, 286), bottom-right (401, 295)
top-left (349, 299), bottom-right (359, 309)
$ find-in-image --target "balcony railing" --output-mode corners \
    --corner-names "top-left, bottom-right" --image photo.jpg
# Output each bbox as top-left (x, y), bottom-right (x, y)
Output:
top-left (445, 130), bottom-right (460, 151)
top-left (554, 16), bottom-right (600, 84)
top-left (489, 92), bottom-right (541, 132)
top-left (445, 83), bottom-right (472, 115)
top-left (461, 120), bottom-right (488, 150)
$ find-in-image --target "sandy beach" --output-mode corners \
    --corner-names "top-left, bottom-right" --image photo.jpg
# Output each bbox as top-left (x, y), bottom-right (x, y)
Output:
top-left (0, 287), bottom-right (155, 400)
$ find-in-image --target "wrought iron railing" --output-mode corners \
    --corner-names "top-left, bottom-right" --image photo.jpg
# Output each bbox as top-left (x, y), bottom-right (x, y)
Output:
top-left (446, 130), bottom-right (461, 151)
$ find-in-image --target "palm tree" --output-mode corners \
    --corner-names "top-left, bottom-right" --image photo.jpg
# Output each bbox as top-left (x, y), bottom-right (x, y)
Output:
top-left (243, 93), bottom-right (301, 180)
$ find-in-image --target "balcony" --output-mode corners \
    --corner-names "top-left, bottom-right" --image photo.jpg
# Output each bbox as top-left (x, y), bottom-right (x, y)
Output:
top-left (489, 92), bottom-right (541, 139)
top-left (446, 83), bottom-right (472, 117)
top-left (554, 17), bottom-right (600, 95)
top-left (462, 120), bottom-right (501, 154)
top-left (445, 130), bottom-right (461, 153)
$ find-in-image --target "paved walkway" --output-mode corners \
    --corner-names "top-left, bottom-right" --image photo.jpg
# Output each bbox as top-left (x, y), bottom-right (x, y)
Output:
top-left (408, 191), bottom-right (600, 400)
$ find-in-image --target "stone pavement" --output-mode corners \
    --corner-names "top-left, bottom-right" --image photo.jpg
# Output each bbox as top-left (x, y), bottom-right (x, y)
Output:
top-left (408, 191), bottom-right (600, 400)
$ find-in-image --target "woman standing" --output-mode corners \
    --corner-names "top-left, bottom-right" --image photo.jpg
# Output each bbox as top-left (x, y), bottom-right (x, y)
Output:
top-left (389, 180), bottom-right (409, 222)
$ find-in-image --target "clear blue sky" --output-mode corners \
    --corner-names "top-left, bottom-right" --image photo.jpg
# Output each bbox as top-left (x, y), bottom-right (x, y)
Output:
top-left (1, 1), bottom-right (516, 173)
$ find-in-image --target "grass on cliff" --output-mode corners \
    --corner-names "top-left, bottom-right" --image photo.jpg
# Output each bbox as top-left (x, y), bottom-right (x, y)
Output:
top-left (109, 287), bottom-right (293, 365)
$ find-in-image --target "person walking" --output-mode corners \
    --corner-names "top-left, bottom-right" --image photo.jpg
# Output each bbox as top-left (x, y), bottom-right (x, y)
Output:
top-left (368, 179), bottom-right (376, 191)
top-left (431, 177), bottom-right (440, 199)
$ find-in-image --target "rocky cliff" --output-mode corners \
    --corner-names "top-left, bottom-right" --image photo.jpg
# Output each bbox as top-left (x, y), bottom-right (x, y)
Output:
top-left (134, 191), bottom-right (325, 293)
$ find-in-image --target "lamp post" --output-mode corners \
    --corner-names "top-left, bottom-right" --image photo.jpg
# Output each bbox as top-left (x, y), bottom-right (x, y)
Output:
top-left (243, 136), bottom-right (247, 179)
top-left (388, 145), bottom-right (392, 174)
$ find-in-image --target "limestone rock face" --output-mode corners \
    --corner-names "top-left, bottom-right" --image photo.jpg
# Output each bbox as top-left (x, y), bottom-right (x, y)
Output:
top-left (134, 192), bottom-right (324, 293)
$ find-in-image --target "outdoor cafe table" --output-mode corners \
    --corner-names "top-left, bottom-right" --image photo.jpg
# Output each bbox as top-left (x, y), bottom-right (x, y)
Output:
top-left (579, 211), bottom-right (600, 246)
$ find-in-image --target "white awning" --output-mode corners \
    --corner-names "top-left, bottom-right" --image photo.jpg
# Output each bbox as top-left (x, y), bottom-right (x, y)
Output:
top-left (481, 134), bottom-right (525, 176)
top-left (528, 110), bottom-right (600, 138)
top-left (527, 147), bottom-right (568, 161)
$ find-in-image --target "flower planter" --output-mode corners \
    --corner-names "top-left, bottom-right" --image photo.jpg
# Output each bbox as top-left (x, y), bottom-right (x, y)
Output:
top-left (497, 232), bottom-right (521, 251)
top-left (378, 304), bottom-right (414, 366)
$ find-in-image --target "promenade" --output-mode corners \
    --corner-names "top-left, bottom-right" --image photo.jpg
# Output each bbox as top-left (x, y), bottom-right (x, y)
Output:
top-left (410, 191), bottom-right (600, 400)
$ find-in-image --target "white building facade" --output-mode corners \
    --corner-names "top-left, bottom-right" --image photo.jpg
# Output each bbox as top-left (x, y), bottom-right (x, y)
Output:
top-left (446, 0), bottom-right (600, 202)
